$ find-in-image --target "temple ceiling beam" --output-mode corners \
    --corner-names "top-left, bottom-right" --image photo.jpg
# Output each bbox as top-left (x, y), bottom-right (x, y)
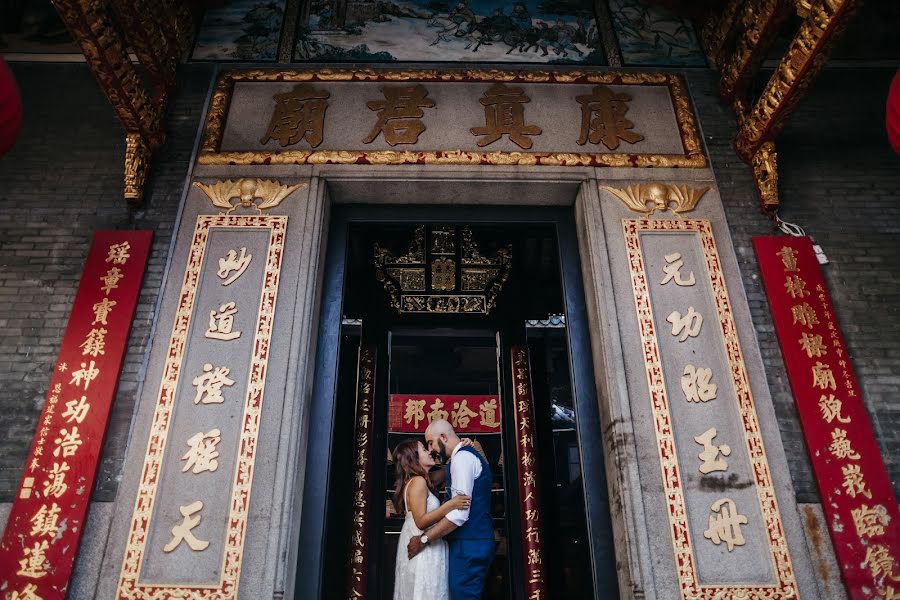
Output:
top-left (703, 0), bottom-right (862, 210)
top-left (51, 0), bottom-right (194, 204)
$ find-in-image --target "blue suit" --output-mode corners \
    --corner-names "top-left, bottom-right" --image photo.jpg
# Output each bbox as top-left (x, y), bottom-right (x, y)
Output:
top-left (445, 446), bottom-right (495, 600)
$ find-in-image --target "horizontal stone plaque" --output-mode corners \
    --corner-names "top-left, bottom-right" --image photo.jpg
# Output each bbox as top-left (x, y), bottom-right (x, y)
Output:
top-left (199, 69), bottom-right (706, 168)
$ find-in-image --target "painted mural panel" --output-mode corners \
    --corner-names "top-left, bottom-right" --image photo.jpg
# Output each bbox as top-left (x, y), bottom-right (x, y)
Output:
top-left (607, 0), bottom-right (705, 66)
top-left (296, 0), bottom-right (606, 63)
top-left (191, 0), bottom-right (287, 61)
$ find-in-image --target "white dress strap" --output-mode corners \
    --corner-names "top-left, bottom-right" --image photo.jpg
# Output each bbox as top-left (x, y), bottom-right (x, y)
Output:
top-left (403, 479), bottom-right (413, 512)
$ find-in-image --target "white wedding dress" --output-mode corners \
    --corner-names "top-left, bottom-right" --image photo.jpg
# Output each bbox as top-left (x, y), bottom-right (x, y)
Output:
top-left (394, 484), bottom-right (450, 600)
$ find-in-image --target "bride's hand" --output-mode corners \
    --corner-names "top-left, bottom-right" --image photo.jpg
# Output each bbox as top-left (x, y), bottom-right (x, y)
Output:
top-left (448, 494), bottom-right (471, 510)
top-left (459, 437), bottom-right (475, 448)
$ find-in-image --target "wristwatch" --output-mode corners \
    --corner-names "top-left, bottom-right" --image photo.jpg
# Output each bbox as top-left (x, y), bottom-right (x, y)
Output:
top-left (419, 534), bottom-right (429, 545)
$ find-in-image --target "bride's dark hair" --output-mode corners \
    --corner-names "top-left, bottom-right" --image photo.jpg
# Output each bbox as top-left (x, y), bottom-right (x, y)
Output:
top-left (392, 439), bottom-right (436, 515)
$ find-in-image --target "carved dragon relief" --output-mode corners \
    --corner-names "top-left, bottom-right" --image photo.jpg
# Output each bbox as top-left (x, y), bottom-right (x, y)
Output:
top-left (192, 178), bottom-right (307, 214)
top-left (600, 183), bottom-right (710, 217)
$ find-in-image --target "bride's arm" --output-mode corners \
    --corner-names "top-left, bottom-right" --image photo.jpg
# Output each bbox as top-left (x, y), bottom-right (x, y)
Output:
top-left (407, 477), bottom-right (470, 531)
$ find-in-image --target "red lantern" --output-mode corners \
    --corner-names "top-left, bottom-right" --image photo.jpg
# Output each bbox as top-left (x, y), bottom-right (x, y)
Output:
top-left (0, 58), bottom-right (22, 158)
top-left (888, 68), bottom-right (900, 155)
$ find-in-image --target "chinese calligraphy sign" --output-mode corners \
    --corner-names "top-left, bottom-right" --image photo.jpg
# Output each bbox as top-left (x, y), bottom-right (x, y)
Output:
top-left (388, 394), bottom-right (502, 433)
top-left (0, 231), bottom-right (152, 600)
top-left (625, 218), bottom-right (798, 598)
top-left (346, 345), bottom-right (376, 600)
top-left (199, 69), bottom-right (706, 169)
top-left (510, 347), bottom-right (549, 600)
top-left (115, 215), bottom-right (287, 599)
top-left (363, 84), bottom-right (435, 146)
top-left (754, 236), bottom-right (900, 600)
top-left (470, 83), bottom-right (542, 149)
top-left (260, 83), bottom-right (330, 148)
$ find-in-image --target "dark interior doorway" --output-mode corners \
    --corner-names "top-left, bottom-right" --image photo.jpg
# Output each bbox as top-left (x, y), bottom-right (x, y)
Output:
top-left (298, 206), bottom-right (618, 600)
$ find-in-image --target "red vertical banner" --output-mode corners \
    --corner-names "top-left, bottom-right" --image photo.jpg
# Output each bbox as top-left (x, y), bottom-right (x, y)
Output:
top-left (346, 344), bottom-right (376, 599)
top-left (0, 230), bottom-right (152, 599)
top-left (754, 236), bottom-right (900, 600)
top-left (510, 346), bottom-right (548, 600)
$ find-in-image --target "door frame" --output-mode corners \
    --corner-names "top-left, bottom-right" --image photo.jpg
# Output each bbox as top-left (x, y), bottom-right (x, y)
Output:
top-left (296, 204), bottom-right (617, 599)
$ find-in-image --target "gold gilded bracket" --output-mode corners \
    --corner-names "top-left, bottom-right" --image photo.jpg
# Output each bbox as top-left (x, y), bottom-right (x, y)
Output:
top-left (751, 141), bottom-right (779, 210)
top-left (192, 179), bottom-right (308, 214)
top-left (600, 183), bottom-right (710, 217)
top-left (52, 0), bottom-right (192, 203)
top-left (124, 134), bottom-right (154, 202)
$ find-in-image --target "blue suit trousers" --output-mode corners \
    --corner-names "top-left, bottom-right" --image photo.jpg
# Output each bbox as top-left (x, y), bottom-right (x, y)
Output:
top-left (448, 539), bottom-right (495, 600)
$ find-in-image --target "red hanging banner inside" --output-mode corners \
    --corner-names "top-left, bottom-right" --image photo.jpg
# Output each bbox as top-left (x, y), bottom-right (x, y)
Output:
top-left (388, 394), bottom-right (502, 433)
top-left (754, 236), bottom-right (900, 599)
top-left (0, 230), bottom-right (152, 600)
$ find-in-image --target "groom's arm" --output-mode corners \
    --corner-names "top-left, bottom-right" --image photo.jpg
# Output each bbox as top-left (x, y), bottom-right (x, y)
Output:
top-left (408, 451), bottom-right (480, 559)
top-left (407, 517), bottom-right (458, 558)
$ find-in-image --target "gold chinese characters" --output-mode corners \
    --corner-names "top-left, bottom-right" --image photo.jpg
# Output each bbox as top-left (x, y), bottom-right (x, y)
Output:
top-left (364, 85), bottom-right (435, 146)
top-left (161, 243), bottom-right (256, 555)
top-left (513, 348), bottom-right (548, 597)
top-left (258, 82), bottom-right (648, 153)
top-left (400, 396), bottom-right (501, 431)
top-left (704, 498), bottom-right (748, 551)
top-left (13, 239), bottom-right (135, 581)
top-left (656, 244), bottom-right (750, 551)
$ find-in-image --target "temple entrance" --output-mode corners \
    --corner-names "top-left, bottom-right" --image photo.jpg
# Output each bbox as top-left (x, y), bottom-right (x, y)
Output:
top-left (298, 206), bottom-right (618, 600)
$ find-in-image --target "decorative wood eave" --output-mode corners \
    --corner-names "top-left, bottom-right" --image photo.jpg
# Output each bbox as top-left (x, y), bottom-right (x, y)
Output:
top-left (702, 0), bottom-right (862, 210)
top-left (51, 0), bottom-right (195, 204)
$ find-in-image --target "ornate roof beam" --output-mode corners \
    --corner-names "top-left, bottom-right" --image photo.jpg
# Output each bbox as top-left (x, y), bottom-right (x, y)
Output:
top-left (717, 0), bottom-right (791, 105)
top-left (704, 0), bottom-right (861, 210)
top-left (51, 0), bottom-right (193, 203)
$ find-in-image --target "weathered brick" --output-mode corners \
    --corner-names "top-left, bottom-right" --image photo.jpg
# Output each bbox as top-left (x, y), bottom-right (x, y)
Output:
top-left (0, 62), bottom-right (213, 502)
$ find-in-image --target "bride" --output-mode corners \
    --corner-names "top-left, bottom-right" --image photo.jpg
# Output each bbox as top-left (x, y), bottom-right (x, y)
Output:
top-left (392, 439), bottom-right (471, 600)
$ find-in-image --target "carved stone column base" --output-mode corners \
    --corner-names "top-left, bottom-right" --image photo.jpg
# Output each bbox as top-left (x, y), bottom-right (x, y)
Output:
top-left (751, 141), bottom-right (779, 210)
top-left (124, 133), bottom-right (158, 203)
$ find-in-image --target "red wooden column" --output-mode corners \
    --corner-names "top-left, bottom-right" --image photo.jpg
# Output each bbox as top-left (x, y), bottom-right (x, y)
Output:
top-left (346, 344), bottom-right (377, 599)
top-left (510, 346), bottom-right (549, 600)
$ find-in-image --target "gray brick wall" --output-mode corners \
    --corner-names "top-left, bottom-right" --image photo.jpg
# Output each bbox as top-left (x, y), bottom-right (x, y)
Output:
top-left (0, 62), bottom-right (213, 502)
top-left (687, 67), bottom-right (900, 502)
top-left (0, 62), bottom-right (896, 507)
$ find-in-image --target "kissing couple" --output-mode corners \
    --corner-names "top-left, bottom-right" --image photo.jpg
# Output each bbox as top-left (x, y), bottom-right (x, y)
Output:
top-left (392, 419), bottom-right (496, 600)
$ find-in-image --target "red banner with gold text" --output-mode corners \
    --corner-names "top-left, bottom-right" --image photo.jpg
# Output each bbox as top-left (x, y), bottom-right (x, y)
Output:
top-left (754, 236), bottom-right (900, 600)
top-left (0, 231), bottom-right (152, 600)
top-left (388, 394), bottom-right (501, 433)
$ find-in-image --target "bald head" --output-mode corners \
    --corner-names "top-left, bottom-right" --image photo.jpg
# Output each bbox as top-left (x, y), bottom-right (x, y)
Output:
top-left (424, 419), bottom-right (459, 459)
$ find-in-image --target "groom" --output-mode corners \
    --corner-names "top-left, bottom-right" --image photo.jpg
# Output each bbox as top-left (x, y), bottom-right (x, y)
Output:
top-left (407, 419), bottom-right (495, 599)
